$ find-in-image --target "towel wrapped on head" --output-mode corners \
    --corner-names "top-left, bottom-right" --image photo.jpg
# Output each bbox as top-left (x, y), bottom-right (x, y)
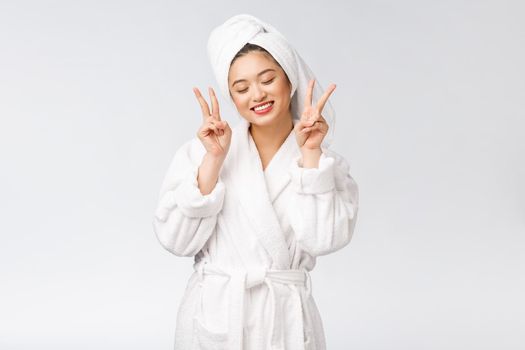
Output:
top-left (207, 13), bottom-right (336, 148)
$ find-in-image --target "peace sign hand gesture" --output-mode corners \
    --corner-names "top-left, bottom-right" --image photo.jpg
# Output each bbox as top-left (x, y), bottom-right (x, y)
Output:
top-left (193, 87), bottom-right (232, 159)
top-left (293, 79), bottom-right (336, 151)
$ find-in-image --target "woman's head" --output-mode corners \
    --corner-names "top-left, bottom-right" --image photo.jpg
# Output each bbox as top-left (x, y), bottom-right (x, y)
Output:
top-left (207, 14), bottom-right (335, 147)
top-left (228, 43), bottom-right (293, 127)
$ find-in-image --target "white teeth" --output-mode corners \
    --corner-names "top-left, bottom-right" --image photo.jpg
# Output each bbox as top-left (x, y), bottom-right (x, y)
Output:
top-left (254, 102), bottom-right (273, 111)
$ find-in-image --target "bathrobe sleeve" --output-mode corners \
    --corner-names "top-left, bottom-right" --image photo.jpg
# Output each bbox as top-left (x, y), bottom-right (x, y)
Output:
top-left (287, 148), bottom-right (359, 257)
top-left (152, 138), bottom-right (226, 257)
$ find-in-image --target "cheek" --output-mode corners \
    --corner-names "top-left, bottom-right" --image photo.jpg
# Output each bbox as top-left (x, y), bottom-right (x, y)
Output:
top-left (232, 95), bottom-right (249, 110)
top-left (241, 96), bottom-right (252, 107)
top-left (277, 82), bottom-right (290, 96)
top-left (278, 88), bottom-right (290, 103)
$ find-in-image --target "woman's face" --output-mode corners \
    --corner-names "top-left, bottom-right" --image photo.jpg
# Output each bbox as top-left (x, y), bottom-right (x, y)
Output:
top-left (228, 51), bottom-right (292, 127)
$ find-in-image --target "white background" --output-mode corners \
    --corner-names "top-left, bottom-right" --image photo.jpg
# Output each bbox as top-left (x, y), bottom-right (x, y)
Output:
top-left (1, 0), bottom-right (523, 349)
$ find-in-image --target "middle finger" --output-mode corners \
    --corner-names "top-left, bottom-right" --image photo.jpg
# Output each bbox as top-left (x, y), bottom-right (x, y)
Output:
top-left (209, 87), bottom-right (221, 121)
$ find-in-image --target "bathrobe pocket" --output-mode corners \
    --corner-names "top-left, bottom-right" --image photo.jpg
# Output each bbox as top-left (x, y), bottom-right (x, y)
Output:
top-left (302, 295), bottom-right (318, 350)
top-left (303, 327), bottom-right (317, 350)
top-left (193, 276), bottom-right (229, 349)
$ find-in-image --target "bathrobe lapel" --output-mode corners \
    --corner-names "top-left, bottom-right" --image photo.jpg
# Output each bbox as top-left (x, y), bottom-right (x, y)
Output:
top-left (225, 119), bottom-right (300, 269)
top-left (260, 122), bottom-right (301, 205)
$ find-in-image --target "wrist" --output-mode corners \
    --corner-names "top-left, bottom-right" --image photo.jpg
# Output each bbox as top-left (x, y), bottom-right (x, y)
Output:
top-left (300, 148), bottom-right (322, 168)
top-left (204, 152), bottom-right (226, 164)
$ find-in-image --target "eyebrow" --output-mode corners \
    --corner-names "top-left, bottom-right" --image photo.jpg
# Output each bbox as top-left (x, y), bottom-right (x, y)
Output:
top-left (232, 68), bottom-right (276, 87)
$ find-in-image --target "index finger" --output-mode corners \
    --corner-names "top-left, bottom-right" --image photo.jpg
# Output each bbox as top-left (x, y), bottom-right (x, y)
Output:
top-left (193, 87), bottom-right (211, 120)
top-left (316, 83), bottom-right (336, 113)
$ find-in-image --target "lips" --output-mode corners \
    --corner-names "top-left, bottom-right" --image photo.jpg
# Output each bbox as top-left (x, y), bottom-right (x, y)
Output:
top-left (251, 101), bottom-right (274, 110)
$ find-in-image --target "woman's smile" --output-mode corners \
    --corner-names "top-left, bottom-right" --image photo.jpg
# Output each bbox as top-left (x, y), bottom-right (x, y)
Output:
top-left (252, 101), bottom-right (274, 115)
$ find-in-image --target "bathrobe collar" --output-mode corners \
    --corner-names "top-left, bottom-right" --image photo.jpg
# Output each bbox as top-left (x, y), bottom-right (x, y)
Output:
top-left (225, 118), bottom-right (300, 269)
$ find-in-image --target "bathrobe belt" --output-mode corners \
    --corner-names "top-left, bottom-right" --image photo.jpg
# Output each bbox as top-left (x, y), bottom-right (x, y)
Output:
top-left (196, 261), bottom-right (312, 350)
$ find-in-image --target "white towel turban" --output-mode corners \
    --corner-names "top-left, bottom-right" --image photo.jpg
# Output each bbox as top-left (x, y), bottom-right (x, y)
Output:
top-left (207, 13), bottom-right (336, 148)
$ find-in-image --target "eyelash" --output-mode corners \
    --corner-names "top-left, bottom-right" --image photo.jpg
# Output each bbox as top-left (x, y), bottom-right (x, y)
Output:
top-left (237, 78), bottom-right (275, 93)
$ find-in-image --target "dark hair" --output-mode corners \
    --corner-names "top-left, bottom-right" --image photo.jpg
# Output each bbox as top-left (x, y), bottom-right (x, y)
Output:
top-left (230, 43), bottom-right (280, 67)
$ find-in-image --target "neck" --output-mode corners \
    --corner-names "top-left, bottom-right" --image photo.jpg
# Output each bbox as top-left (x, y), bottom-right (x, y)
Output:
top-left (249, 114), bottom-right (294, 153)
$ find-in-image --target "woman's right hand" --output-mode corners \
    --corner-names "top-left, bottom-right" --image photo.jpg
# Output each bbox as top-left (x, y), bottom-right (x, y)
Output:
top-left (193, 86), bottom-right (232, 159)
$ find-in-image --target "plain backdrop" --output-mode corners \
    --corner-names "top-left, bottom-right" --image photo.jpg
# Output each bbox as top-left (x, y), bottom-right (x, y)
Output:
top-left (1, 0), bottom-right (524, 349)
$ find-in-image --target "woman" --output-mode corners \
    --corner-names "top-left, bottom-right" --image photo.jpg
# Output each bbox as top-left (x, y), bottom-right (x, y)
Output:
top-left (153, 14), bottom-right (359, 350)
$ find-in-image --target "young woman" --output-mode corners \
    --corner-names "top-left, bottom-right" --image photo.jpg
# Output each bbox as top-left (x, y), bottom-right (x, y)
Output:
top-left (153, 14), bottom-right (359, 350)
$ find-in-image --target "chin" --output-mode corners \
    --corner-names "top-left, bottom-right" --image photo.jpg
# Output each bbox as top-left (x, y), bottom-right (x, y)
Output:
top-left (248, 109), bottom-right (285, 125)
top-left (248, 114), bottom-right (280, 126)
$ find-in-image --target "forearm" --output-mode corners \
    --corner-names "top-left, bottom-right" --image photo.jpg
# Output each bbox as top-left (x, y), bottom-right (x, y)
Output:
top-left (197, 153), bottom-right (225, 195)
top-left (288, 150), bottom-right (359, 256)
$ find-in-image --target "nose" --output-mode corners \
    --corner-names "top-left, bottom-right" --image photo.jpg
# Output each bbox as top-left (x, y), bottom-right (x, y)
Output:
top-left (252, 84), bottom-right (266, 102)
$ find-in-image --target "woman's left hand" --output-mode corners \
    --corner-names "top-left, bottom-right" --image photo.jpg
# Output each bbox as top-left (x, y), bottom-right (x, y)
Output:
top-left (294, 79), bottom-right (336, 151)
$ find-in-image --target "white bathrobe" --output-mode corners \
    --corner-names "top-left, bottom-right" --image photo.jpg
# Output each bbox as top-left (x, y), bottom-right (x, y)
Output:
top-left (153, 118), bottom-right (359, 350)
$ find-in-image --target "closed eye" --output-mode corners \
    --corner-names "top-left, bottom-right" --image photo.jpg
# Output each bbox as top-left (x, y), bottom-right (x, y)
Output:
top-left (237, 78), bottom-right (275, 94)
